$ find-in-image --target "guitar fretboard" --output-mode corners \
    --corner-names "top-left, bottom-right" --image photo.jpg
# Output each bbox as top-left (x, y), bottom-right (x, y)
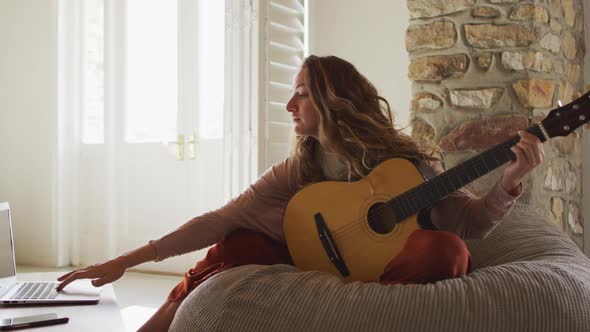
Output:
top-left (387, 125), bottom-right (546, 222)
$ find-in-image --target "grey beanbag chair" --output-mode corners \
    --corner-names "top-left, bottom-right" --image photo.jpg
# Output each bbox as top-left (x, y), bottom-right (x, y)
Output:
top-left (170, 202), bottom-right (590, 332)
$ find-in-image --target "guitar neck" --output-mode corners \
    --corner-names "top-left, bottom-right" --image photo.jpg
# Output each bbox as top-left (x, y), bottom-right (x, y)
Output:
top-left (389, 125), bottom-right (547, 220)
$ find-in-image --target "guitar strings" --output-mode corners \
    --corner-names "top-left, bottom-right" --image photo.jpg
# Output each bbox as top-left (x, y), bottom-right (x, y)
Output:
top-left (331, 211), bottom-right (416, 240)
top-left (326, 176), bottom-right (443, 237)
top-left (298, 132), bottom-right (534, 267)
top-left (329, 181), bottom-right (452, 238)
top-left (329, 163), bottom-right (483, 237)
top-left (322, 140), bottom-right (519, 239)
top-left (321, 125), bottom-right (552, 248)
top-left (331, 224), bottom-right (411, 258)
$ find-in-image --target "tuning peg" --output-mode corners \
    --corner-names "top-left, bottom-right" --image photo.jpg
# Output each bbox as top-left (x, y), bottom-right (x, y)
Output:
top-left (580, 87), bottom-right (590, 130)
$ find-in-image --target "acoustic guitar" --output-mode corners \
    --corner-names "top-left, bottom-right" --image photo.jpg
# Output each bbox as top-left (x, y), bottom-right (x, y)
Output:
top-left (283, 90), bottom-right (590, 282)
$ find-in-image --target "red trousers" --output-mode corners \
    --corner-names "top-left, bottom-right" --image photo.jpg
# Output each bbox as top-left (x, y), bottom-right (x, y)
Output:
top-left (167, 229), bottom-right (472, 302)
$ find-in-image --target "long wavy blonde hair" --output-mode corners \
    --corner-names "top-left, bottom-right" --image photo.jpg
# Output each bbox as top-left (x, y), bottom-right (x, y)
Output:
top-left (290, 55), bottom-right (437, 188)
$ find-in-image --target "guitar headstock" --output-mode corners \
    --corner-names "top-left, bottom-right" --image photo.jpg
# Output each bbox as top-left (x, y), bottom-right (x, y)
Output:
top-left (541, 89), bottom-right (590, 138)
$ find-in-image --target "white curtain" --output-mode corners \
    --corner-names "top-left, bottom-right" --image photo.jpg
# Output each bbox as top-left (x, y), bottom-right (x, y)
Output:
top-left (57, 0), bottom-right (259, 272)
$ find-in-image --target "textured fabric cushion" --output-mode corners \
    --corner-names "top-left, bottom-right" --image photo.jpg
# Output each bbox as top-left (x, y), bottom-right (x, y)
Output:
top-left (169, 203), bottom-right (590, 332)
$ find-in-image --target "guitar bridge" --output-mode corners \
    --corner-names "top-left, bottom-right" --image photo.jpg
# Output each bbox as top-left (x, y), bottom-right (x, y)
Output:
top-left (314, 213), bottom-right (350, 278)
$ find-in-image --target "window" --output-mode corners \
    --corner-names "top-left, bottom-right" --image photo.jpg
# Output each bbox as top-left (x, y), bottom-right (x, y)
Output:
top-left (59, 0), bottom-right (305, 272)
top-left (126, 0), bottom-right (178, 143)
top-left (82, 0), bottom-right (105, 144)
top-left (197, 0), bottom-right (224, 139)
top-left (80, 0), bottom-right (224, 144)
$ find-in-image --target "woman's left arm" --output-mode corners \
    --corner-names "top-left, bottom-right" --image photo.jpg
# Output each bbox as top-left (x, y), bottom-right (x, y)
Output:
top-left (430, 131), bottom-right (544, 239)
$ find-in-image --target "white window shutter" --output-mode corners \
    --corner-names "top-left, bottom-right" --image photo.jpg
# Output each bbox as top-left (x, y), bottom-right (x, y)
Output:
top-left (257, 0), bottom-right (306, 172)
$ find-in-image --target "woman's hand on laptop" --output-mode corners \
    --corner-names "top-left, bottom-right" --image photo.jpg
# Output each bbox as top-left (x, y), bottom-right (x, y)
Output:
top-left (56, 259), bottom-right (127, 292)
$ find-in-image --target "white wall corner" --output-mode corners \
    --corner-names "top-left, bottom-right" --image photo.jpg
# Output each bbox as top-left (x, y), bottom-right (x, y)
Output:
top-left (306, 0), bottom-right (411, 130)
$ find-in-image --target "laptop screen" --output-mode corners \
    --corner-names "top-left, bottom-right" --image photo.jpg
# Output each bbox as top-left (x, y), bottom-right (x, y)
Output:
top-left (0, 206), bottom-right (16, 279)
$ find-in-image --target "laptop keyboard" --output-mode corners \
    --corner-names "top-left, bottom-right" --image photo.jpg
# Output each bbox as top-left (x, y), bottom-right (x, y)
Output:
top-left (10, 282), bottom-right (59, 300)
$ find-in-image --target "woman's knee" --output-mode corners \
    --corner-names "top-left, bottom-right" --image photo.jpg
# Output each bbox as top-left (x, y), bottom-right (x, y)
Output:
top-left (409, 230), bottom-right (471, 275)
top-left (220, 229), bottom-right (291, 265)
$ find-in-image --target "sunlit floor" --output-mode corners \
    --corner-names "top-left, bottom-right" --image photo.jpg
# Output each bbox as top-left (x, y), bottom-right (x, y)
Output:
top-left (16, 265), bottom-right (180, 331)
top-left (113, 271), bottom-right (180, 331)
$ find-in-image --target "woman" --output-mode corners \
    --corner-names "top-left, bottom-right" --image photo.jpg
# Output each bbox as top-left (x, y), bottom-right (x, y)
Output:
top-left (57, 55), bottom-right (544, 331)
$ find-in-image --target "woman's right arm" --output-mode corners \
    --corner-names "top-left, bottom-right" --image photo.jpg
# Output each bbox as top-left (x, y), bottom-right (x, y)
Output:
top-left (149, 158), bottom-right (295, 261)
top-left (56, 243), bottom-right (158, 291)
top-left (117, 243), bottom-right (158, 268)
top-left (56, 158), bottom-right (294, 290)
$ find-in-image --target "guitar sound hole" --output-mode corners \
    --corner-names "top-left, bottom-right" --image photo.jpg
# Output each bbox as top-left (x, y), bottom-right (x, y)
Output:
top-left (367, 202), bottom-right (397, 235)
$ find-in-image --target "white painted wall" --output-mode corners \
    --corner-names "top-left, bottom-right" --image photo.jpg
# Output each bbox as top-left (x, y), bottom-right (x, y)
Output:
top-left (307, 0), bottom-right (411, 130)
top-left (0, 0), bottom-right (60, 266)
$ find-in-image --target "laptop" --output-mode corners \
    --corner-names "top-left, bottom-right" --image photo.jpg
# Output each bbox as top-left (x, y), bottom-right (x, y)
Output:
top-left (0, 202), bottom-right (100, 304)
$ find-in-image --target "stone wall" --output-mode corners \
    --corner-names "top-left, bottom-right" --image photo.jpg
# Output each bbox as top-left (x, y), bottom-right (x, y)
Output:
top-left (406, 0), bottom-right (586, 249)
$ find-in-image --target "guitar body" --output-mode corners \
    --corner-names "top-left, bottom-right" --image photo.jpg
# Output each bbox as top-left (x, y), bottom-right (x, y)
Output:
top-left (283, 158), bottom-right (425, 282)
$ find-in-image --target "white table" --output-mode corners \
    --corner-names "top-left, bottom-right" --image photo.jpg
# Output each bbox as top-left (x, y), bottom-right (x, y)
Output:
top-left (0, 272), bottom-right (125, 331)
